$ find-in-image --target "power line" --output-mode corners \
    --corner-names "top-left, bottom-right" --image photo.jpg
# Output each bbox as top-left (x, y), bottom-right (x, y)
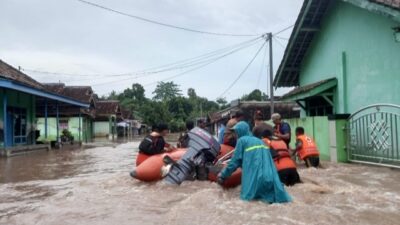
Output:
top-left (273, 24), bottom-right (294, 36)
top-left (76, 0), bottom-right (260, 37)
top-left (273, 36), bottom-right (286, 49)
top-left (218, 40), bottom-right (267, 99)
top-left (22, 36), bottom-right (263, 80)
top-left (90, 37), bottom-right (262, 87)
top-left (274, 35), bottom-right (289, 41)
top-left (256, 44), bottom-right (268, 90)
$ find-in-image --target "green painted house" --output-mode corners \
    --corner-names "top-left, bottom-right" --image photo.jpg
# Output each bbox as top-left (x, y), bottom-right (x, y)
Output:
top-left (36, 83), bottom-right (96, 143)
top-left (93, 100), bottom-right (121, 140)
top-left (0, 60), bottom-right (89, 156)
top-left (274, 0), bottom-right (400, 167)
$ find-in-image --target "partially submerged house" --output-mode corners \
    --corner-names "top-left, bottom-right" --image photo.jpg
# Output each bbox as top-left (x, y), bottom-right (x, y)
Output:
top-left (36, 83), bottom-right (96, 143)
top-left (0, 60), bottom-right (89, 156)
top-left (274, 0), bottom-right (400, 166)
top-left (94, 100), bottom-right (121, 139)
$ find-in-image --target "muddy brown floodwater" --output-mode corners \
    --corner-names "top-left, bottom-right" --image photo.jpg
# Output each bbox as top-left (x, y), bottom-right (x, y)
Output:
top-left (1, 141), bottom-right (400, 225)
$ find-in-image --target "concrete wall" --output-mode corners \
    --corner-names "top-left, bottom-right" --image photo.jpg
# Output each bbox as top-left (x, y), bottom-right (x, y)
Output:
top-left (300, 1), bottom-right (400, 114)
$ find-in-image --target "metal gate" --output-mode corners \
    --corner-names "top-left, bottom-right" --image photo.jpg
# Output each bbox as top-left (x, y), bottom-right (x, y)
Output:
top-left (347, 104), bottom-right (400, 168)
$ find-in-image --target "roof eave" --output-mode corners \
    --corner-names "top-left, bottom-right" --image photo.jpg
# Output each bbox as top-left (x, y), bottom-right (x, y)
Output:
top-left (0, 79), bottom-right (89, 108)
top-left (274, 0), bottom-right (314, 88)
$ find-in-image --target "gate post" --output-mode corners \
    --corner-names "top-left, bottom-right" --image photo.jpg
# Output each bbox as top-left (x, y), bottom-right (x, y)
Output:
top-left (328, 114), bottom-right (350, 163)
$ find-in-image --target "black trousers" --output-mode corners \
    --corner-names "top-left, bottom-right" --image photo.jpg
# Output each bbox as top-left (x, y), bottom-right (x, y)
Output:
top-left (278, 168), bottom-right (301, 186)
top-left (305, 156), bottom-right (320, 168)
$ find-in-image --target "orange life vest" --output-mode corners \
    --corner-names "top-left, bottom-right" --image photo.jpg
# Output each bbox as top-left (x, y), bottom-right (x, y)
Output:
top-left (262, 138), bottom-right (296, 171)
top-left (296, 134), bottom-right (319, 160)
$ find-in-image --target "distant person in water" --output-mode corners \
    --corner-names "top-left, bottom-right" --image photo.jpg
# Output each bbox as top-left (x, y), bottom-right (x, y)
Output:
top-left (218, 121), bottom-right (292, 204)
top-left (218, 118), bottom-right (228, 144)
top-left (177, 120), bottom-right (194, 148)
top-left (294, 127), bottom-right (320, 168)
top-left (222, 118), bottom-right (238, 147)
top-left (138, 123), bottom-right (174, 156)
top-left (197, 119), bottom-right (206, 129)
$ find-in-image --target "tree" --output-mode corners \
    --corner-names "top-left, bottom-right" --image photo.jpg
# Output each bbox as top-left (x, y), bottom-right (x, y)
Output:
top-left (126, 83), bottom-right (146, 102)
top-left (152, 81), bottom-right (182, 102)
top-left (187, 88), bottom-right (197, 99)
top-left (241, 89), bottom-right (268, 101)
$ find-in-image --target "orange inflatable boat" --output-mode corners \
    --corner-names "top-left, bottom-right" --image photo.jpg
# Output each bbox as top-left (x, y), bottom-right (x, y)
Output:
top-left (131, 144), bottom-right (242, 188)
top-left (208, 144), bottom-right (242, 188)
top-left (131, 149), bottom-right (186, 182)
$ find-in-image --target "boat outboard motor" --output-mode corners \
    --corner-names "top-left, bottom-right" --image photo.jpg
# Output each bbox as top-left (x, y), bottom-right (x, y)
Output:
top-left (163, 127), bottom-right (220, 185)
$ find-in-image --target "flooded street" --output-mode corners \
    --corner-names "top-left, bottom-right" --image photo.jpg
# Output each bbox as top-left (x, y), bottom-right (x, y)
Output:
top-left (1, 141), bottom-right (400, 225)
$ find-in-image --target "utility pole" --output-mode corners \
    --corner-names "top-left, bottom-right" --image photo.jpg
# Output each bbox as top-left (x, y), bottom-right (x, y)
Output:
top-left (267, 32), bottom-right (274, 115)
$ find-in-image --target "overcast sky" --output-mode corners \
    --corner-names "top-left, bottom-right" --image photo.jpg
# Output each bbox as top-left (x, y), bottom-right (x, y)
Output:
top-left (0, 0), bottom-right (302, 101)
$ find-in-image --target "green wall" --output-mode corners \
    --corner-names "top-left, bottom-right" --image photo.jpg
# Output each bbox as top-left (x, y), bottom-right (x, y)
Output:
top-left (37, 116), bottom-right (93, 142)
top-left (94, 121), bottom-right (110, 137)
top-left (300, 1), bottom-right (400, 114)
top-left (285, 116), bottom-right (331, 160)
top-left (0, 89), bottom-right (36, 147)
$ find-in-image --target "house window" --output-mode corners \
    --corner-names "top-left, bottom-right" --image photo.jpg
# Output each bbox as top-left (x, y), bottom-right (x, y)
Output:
top-left (307, 96), bottom-right (333, 116)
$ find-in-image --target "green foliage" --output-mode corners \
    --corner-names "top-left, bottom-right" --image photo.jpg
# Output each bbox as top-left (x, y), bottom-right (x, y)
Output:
top-left (241, 89), bottom-right (269, 101)
top-left (104, 82), bottom-right (219, 132)
top-left (152, 81), bottom-right (182, 102)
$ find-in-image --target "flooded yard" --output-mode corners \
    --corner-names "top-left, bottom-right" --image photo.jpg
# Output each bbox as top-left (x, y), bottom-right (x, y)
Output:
top-left (1, 141), bottom-right (400, 225)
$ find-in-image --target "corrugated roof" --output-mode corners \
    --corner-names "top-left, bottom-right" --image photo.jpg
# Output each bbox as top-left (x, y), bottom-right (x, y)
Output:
top-left (274, 0), bottom-right (332, 88)
top-left (0, 60), bottom-right (44, 89)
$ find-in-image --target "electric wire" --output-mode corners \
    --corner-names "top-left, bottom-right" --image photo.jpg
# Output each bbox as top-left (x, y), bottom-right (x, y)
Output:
top-left (89, 37), bottom-right (263, 87)
top-left (76, 0), bottom-right (260, 37)
top-left (217, 40), bottom-right (267, 99)
top-left (256, 44), bottom-right (268, 90)
top-left (273, 36), bottom-right (286, 49)
top-left (22, 36), bottom-right (263, 80)
top-left (272, 24), bottom-right (294, 35)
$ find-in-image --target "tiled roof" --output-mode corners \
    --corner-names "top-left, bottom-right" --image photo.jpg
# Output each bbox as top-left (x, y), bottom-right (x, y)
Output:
top-left (372, 0), bottom-right (400, 9)
top-left (96, 100), bottom-right (120, 115)
top-left (43, 83), bottom-right (94, 104)
top-left (0, 60), bottom-right (44, 89)
top-left (121, 108), bottom-right (133, 120)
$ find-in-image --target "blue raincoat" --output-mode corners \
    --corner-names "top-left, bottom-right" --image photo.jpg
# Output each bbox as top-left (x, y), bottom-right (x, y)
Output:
top-left (220, 121), bottom-right (292, 204)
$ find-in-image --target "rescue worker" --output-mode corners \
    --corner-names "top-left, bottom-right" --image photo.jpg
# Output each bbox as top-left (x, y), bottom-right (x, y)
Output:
top-left (271, 113), bottom-right (291, 148)
top-left (260, 129), bottom-right (301, 186)
top-left (138, 123), bottom-right (174, 156)
top-left (218, 121), bottom-right (292, 204)
top-left (294, 127), bottom-right (320, 168)
top-left (177, 120), bottom-right (194, 148)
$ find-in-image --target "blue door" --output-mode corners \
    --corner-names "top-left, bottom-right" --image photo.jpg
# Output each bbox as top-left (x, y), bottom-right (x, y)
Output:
top-left (5, 110), bottom-right (13, 147)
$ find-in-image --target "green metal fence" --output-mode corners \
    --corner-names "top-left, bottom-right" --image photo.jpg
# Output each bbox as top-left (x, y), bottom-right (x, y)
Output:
top-left (347, 104), bottom-right (400, 168)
